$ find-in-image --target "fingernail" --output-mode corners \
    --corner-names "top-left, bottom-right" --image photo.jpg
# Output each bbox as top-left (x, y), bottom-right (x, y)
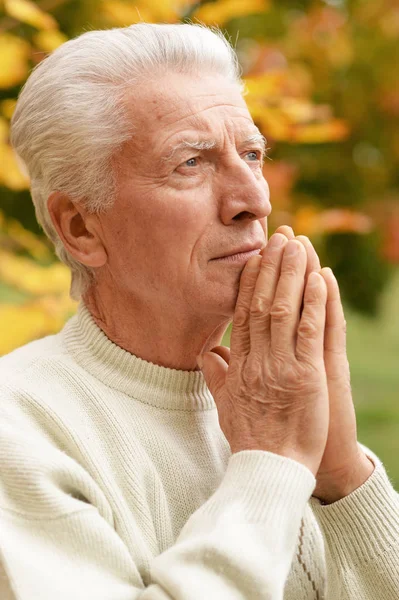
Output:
top-left (285, 240), bottom-right (300, 255)
top-left (267, 234), bottom-right (286, 249)
top-left (196, 354), bottom-right (203, 369)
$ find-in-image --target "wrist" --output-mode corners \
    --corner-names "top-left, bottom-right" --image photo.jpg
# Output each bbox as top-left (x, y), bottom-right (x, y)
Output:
top-left (314, 454), bottom-right (375, 505)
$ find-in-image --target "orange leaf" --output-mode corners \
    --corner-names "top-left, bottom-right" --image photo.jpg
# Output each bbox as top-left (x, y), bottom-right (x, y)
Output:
top-left (291, 119), bottom-right (350, 143)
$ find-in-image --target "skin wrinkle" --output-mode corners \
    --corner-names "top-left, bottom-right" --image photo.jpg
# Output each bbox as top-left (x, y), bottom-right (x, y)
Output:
top-left (161, 133), bottom-right (267, 166)
top-left (51, 72), bottom-right (272, 370)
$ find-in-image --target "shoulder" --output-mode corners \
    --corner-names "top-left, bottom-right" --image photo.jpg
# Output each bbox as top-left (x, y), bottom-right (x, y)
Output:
top-left (0, 327), bottom-right (87, 438)
top-left (0, 331), bottom-right (65, 384)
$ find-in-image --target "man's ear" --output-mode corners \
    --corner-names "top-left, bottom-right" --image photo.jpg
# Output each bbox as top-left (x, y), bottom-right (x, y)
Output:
top-left (47, 191), bottom-right (107, 268)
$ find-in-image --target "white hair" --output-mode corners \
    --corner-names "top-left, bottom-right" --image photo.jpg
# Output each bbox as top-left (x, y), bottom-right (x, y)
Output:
top-left (10, 23), bottom-right (243, 300)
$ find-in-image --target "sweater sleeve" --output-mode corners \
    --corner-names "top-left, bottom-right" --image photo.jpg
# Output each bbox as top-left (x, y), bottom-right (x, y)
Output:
top-left (0, 411), bottom-right (316, 600)
top-left (309, 443), bottom-right (399, 600)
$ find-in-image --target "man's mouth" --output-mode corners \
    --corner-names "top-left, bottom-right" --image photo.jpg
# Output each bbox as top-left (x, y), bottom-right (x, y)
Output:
top-left (211, 249), bottom-right (262, 263)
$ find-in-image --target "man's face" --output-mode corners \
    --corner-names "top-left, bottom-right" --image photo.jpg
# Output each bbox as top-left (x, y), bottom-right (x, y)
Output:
top-left (96, 72), bottom-right (271, 320)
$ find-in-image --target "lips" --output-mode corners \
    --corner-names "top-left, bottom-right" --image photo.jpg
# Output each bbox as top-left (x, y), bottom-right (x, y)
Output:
top-left (212, 243), bottom-right (264, 260)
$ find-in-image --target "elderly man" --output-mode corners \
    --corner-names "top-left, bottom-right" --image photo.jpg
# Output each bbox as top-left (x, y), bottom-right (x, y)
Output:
top-left (1, 23), bottom-right (398, 600)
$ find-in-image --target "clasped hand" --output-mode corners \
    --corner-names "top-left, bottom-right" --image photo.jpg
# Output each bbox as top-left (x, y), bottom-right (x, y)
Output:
top-left (199, 226), bottom-right (374, 504)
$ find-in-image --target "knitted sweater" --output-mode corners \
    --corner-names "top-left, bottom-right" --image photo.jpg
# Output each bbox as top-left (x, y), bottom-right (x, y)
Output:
top-left (0, 303), bottom-right (398, 600)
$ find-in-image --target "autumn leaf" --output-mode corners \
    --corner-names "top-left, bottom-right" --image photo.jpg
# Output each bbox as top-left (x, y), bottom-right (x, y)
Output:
top-left (0, 250), bottom-right (71, 295)
top-left (101, 0), bottom-right (146, 25)
top-left (244, 72), bottom-right (285, 100)
top-left (0, 299), bottom-right (77, 356)
top-left (0, 144), bottom-right (30, 190)
top-left (5, 218), bottom-right (52, 261)
top-left (0, 33), bottom-right (30, 89)
top-left (291, 119), bottom-right (350, 143)
top-left (4, 0), bottom-right (58, 30)
top-left (0, 117), bottom-right (9, 143)
top-left (33, 30), bottom-right (68, 52)
top-left (293, 206), bottom-right (374, 236)
top-left (101, 0), bottom-right (196, 25)
top-left (1, 99), bottom-right (17, 120)
top-left (193, 0), bottom-right (269, 26)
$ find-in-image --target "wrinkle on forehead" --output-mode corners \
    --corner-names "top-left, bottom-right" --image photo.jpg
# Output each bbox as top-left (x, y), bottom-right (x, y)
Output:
top-left (122, 73), bottom-right (254, 158)
top-left (125, 73), bottom-right (248, 124)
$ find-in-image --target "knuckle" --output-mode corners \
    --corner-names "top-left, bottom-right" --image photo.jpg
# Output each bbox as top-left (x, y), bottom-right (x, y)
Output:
top-left (250, 294), bottom-right (272, 318)
top-left (261, 253), bottom-right (281, 268)
top-left (242, 363), bottom-right (263, 389)
top-left (298, 317), bottom-right (319, 340)
top-left (270, 301), bottom-right (294, 322)
top-left (233, 306), bottom-right (248, 328)
top-left (282, 260), bottom-right (299, 275)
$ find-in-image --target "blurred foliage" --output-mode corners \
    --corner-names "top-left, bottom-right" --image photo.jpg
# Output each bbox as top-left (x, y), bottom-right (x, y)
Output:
top-left (0, 0), bottom-right (399, 354)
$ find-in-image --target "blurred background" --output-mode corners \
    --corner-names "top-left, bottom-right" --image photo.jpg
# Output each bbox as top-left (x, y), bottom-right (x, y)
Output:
top-left (0, 0), bottom-right (398, 485)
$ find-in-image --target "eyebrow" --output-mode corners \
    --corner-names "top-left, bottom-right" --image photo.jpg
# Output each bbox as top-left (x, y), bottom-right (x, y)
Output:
top-left (161, 132), bottom-right (268, 164)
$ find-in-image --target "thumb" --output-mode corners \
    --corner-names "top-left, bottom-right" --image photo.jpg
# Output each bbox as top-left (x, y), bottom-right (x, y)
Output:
top-left (197, 348), bottom-right (228, 402)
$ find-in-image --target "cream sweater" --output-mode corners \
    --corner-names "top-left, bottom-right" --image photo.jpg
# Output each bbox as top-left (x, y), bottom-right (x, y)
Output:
top-left (0, 302), bottom-right (398, 600)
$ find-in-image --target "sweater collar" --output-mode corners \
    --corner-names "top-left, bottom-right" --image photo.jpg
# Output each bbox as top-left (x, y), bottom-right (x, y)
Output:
top-left (61, 302), bottom-right (216, 412)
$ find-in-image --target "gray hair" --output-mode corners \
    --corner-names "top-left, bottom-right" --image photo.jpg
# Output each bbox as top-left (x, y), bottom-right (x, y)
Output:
top-left (10, 23), bottom-right (243, 300)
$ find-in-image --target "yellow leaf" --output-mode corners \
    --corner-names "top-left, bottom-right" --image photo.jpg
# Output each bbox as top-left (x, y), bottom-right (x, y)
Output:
top-left (256, 106), bottom-right (292, 141)
top-left (0, 304), bottom-right (52, 355)
top-left (326, 32), bottom-right (354, 69)
top-left (1, 99), bottom-right (17, 120)
top-left (6, 219), bottom-right (52, 261)
top-left (291, 119), bottom-right (350, 143)
top-left (0, 250), bottom-right (71, 296)
top-left (244, 72), bottom-right (285, 100)
top-left (0, 33), bottom-right (30, 89)
top-left (33, 30), bottom-right (68, 53)
top-left (280, 98), bottom-right (316, 124)
top-left (293, 206), bottom-right (320, 236)
top-left (101, 0), bottom-right (143, 25)
top-left (0, 117), bottom-right (9, 143)
top-left (138, 0), bottom-right (195, 22)
top-left (0, 143), bottom-right (30, 190)
top-left (4, 0), bottom-right (57, 30)
top-left (193, 0), bottom-right (268, 26)
top-left (0, 299), bottom-right (76, 356)
top-left (102, 0), bottom-right (192, 25)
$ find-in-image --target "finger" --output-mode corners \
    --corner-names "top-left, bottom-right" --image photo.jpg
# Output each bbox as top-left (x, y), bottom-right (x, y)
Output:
top-left (320, 267), bottom-right (348, 370)
top-left (274, 225), bottom-right (295, 239)
top-left (230, 254), bottom-right (262, 364)
top-left (270, 240), bottom-right (307, 356)
top-left (295, 235), bottom-right (321, 279)
top-left (296, 271), bottom-right (327, 362)
top-left (200, 351), bottom-right (229, 403)
top-left (249, 233), bottom-right (288, 354)
top-left (211, 345), bottom-right (231, 365)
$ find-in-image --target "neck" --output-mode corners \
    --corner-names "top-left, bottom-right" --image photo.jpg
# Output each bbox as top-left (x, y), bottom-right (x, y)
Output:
top-left (83, 287), bottom-right (231, 371)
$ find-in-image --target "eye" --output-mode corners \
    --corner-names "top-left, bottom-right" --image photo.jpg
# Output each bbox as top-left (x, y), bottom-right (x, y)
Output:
top-left (245, 151), bottom-right (260, 162)
top-left (185, 157), bottom-right (198, 167)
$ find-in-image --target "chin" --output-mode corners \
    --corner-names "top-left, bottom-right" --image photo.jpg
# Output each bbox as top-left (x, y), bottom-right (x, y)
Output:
top-left (208, 287), bottom-right (239, 320)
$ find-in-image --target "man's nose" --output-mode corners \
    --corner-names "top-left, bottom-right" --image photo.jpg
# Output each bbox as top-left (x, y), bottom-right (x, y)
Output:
top-left (216, 158), bottom-right (272, 224)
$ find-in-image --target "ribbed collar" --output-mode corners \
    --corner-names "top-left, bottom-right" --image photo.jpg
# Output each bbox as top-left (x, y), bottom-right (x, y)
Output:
top-left (61, 302), bottom-right (216, 411)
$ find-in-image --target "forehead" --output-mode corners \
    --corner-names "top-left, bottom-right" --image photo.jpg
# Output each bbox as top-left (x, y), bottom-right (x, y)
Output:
top-left (123, 73), bottom-right (257, 152)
